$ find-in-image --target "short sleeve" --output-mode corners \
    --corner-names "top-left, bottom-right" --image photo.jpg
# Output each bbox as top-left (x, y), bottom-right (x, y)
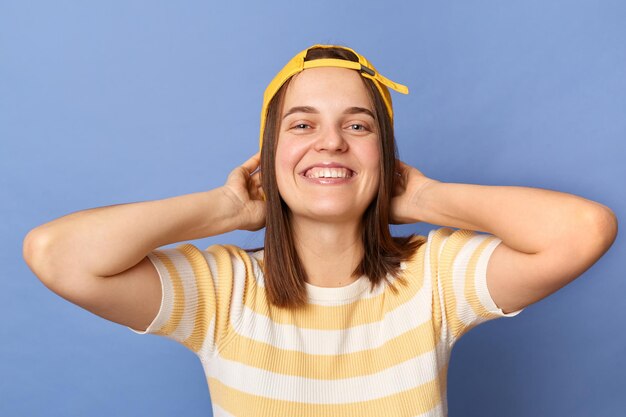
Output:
top-left (424, 227), bottom-right (523, 343)
top-left (127, 243), bottom-right (245, 360)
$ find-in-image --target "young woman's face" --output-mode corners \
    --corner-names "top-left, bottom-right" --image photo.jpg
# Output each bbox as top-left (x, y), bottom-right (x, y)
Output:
top-left (275, 67), bottom-right (380, 223)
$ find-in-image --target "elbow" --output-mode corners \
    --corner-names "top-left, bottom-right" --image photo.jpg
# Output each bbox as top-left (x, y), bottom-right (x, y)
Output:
top-left (23, 226), bottom-right (58, 286)
top-left (584, 204), bottom-right (618, 256)
top-left (23, 227), bottom-right (43, 272)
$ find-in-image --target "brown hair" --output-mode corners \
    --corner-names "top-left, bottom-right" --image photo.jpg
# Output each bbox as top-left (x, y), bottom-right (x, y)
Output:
top-left (261, 46), bottom-right (423, 309)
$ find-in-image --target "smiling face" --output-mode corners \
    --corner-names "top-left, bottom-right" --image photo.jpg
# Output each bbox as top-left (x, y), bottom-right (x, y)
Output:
top-left (275, 67), bottom-right (381, 223)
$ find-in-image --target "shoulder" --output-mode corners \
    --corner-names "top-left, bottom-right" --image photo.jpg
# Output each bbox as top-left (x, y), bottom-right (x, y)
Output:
top-left (150, 243), bottom-right (264, 283)
top-left (421, 227), bottom-right (499, 259)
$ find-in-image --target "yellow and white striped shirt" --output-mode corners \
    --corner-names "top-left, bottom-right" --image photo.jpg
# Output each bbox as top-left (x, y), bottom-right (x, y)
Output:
top-left (130, 227), bottom-right (522, 416)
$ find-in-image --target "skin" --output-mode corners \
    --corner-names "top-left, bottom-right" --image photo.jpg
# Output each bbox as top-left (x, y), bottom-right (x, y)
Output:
top-left (275, 67), bottom-right (384, 287)
top-left (23, 67), bottom-right (618, 332)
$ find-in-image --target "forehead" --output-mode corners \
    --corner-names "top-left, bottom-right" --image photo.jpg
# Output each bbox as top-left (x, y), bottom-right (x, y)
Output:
top-left (282, 67), bottom-right (373, 111)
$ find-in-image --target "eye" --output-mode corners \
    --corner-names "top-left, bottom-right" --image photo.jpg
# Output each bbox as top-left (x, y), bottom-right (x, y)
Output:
top-left (348, 123), bottom-right (369, 132)
top-left (292, 123), bottom-right (311, 130)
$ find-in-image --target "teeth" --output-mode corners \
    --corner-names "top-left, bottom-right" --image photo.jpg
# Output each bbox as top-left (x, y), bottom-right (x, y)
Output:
top-left (305, 167), bottom-right (353, 179)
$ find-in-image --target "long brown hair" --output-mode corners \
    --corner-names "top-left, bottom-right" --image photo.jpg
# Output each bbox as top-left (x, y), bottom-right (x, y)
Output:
top-left (261, 46), bottom-right (423, 309)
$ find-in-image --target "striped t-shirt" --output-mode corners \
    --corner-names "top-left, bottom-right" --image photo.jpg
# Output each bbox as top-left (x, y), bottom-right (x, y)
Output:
top-left (130, 227), bottom-right (522, 416)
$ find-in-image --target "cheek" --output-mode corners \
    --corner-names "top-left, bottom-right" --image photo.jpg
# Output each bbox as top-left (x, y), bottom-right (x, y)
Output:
top-left (360, 142), bottom-right (381, 179)
top-left (276, 137), bottom-right (310, 170)
top-left (274, 138), bottom-right (306, 192)
top-left (275, 141), bottom-right (295, 178)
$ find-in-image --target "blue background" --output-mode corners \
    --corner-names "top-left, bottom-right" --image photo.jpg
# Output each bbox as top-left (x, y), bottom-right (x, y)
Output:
top-left (2, 1), bottom-right (624, 416)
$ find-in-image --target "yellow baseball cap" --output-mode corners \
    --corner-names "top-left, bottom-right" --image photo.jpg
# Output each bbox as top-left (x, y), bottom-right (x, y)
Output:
top-left (259, 44), bottom-right (409, 150)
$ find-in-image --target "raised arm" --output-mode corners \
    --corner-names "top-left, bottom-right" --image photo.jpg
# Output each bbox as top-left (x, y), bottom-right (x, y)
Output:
top-left (392, 160), bottom-right (618, 314)
top-left (23, 153), bottom-right (264, 331)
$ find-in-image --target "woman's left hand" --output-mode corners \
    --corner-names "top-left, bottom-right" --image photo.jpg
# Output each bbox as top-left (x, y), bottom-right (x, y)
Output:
top-left (390, 159), bottom-right (440, 224)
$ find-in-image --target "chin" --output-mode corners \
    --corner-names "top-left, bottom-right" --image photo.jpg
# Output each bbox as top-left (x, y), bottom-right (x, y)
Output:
top-left (295, 201), bottom-right (368, 223)
top-left (281, 191), bottom-right (375, 223)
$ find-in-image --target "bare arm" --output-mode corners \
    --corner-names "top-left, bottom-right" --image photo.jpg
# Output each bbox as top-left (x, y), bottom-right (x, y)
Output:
top-left (392, 161), bottom-right (618, 314)
top-left (23, 153), bottom-right (264, 330)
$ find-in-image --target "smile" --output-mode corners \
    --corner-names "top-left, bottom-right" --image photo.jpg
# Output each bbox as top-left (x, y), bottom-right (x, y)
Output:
top-left (303, 167), bottom-right (355, 179)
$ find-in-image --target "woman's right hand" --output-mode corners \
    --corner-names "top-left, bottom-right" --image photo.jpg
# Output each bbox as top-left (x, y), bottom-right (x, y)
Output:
top-left (222, 152), bottom-right (266, 231)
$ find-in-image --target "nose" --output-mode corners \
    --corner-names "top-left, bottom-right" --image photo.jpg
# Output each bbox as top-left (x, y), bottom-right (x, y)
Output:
top-left (313, 126), bottom-right (348, 153)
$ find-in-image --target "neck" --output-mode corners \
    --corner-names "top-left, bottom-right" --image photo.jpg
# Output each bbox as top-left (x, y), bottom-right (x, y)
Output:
top-left (291, 216), bottom-right (363, 288)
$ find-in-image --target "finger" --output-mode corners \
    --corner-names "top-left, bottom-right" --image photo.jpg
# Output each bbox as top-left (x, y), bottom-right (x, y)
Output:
top-left (253, 184), bottom-right (265, 201)
top-left (241, 152), bottom-right (261, 175)
top-left (248, 177), bottom-right (265, 201)
top-left (394, 158), bottom-right (410, 174)
top-left (393, 159), bottom-right (407, 178)
top-left (392, 174), bottom-right (406, 196)
top-left (249, 170), bottom-right (262, 188)
top-left (392, 162), bottom-right (407, 195)
top-left (250, 167), bottom-right (262, 182)
top-left (393, 159), bottom-right (403, 177)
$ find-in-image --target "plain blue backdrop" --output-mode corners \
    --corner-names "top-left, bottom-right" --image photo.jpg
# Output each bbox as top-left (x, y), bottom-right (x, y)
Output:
top-left (2, 1), bottom-right (624, 416)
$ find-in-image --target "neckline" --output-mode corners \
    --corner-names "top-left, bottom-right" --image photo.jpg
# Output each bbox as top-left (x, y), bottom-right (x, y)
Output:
top-left (305, 275), bottom-right (369, 301)
top-left (252, 249), bottom-right (371, 302)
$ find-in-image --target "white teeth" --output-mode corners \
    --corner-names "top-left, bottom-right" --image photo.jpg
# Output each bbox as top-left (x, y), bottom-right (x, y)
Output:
top-left (305, 167), bottom-right (353, 179)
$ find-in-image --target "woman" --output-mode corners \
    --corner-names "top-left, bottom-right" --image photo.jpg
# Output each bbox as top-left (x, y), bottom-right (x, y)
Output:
top-left (23, 45), bottom-right (617, 416)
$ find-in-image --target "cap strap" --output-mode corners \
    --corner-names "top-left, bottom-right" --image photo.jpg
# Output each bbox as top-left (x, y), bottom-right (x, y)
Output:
top-left (366, 72), bottom-right (409, 95)
top-left (302, 58), bottom-right (409, 95)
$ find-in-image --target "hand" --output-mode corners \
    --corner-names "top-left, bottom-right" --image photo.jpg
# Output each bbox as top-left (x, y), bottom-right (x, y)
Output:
top-left (222, 152), bottom-right (266, 231)
top-left (390, 159), bottom-right (439, 224)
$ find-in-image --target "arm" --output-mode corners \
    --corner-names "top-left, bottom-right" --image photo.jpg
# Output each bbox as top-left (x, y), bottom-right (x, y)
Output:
top-left (392, 161), bottom-right (618, 314)
top-left (23, 153), bottom-right (264, 331)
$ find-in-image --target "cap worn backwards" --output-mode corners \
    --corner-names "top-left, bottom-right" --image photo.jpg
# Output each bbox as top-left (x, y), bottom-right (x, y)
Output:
top-left (259, 44), bottom-right (409, 150)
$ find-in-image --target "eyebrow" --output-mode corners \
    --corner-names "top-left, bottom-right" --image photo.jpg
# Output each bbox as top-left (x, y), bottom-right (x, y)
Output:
top-left (282, 106), bottom-right (375, 120)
